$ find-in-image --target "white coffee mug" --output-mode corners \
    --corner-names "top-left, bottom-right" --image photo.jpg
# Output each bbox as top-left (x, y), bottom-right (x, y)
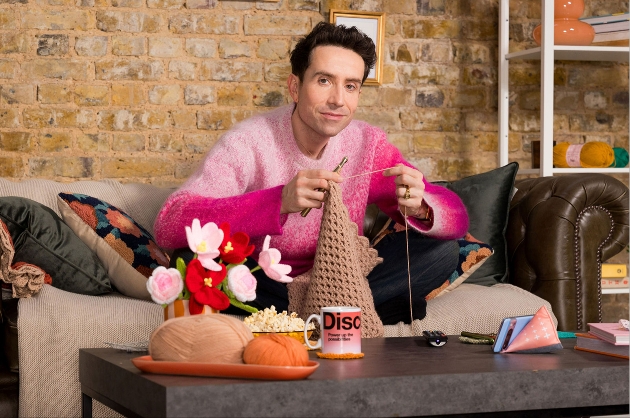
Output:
top-left (303, 307), bottom-right (361, 354)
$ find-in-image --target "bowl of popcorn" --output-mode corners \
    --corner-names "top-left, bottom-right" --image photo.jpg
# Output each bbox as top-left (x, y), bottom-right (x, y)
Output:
top-left (244, 306), bottom-right (315, 345)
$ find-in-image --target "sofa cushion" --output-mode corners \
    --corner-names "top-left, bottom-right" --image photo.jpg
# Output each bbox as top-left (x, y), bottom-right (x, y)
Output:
top-left (57, 193), bottom-right (170, 301)
top-left (0, 197), bottom-right (111, 296)
top-left (435, 162), bottom-right (518, 286)
top-left (383, 283), bottom-right (557, 336)
top-left (425, 233), bottom-right (494, 299)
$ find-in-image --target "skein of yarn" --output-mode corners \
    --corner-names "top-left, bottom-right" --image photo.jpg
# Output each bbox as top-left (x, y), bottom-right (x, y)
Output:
top-left (243, 334), bottom-right (309, 367)
top-left (609, 147), bottom-right (629, 168)
top-left (553, 142), bottom-right (615, 168)
top-left (150, 314), bottom-right (254, 364)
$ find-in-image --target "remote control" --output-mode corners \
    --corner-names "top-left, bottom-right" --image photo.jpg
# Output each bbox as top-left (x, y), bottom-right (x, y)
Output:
top-left (422, 330), bottom-right (448, 347)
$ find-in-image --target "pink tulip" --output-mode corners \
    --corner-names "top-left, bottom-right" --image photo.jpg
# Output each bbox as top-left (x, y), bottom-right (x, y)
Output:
top-left (146, 267), bottom-right (184, 305)
top-left (227, 265), bottom-right (257, 302)
top-left (258, 235), bottom-right (292, 283)
top-left (185, 218), bottom-right (223, 271)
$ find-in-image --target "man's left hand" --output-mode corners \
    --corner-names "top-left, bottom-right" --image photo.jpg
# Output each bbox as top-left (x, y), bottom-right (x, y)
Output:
top-left (383, 164), bottom-right (429, 219)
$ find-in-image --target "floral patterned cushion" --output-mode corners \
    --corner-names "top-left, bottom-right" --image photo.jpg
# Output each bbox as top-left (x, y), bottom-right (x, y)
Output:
top-left (57, 193), bottom-right (169, 300)
top-left (370, 219), bottom-right (493, 300)
top-left (425, 232), bottom-right (493, 300)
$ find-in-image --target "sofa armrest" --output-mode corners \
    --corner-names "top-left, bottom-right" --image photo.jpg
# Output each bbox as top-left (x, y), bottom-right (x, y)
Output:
top-left (507, 173), bottom-right (629, 331)
top-left (17, 285), bottom-right (162, 417)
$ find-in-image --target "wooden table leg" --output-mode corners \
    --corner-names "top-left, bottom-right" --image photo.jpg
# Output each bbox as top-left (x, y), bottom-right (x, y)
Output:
top-left (82, 392), bottom-right (93, 418)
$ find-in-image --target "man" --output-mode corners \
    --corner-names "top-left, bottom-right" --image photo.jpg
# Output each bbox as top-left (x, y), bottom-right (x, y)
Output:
top-left (154, 22), bottom-right (469, 324)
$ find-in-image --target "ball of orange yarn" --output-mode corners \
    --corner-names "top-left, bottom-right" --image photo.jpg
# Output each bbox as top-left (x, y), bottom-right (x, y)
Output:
top-left (150, 314), bottom-right (253, 364)
top-left (243, 334), bottom-right (309, 367)
top-left (553, 141), bottom-right (615, 168)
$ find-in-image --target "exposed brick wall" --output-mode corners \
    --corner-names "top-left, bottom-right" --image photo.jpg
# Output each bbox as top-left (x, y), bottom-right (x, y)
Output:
top-left (0, 0), bottom-right (627, 186)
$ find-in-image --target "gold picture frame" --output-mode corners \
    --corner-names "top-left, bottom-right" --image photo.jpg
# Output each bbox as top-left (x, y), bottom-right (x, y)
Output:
top-left (329, 9), bottom-right (385, 86)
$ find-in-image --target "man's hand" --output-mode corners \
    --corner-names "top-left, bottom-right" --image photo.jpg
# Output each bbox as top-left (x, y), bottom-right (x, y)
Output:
top-left (383, 164), bottom-right (429, 219)
top-left (281, 169), bottom-right (342, 214)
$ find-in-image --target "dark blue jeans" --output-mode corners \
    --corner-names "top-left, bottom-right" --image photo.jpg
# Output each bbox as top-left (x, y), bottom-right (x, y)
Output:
top-left (367, 230), bottom-right (459, 324)
top-left (170, 230), bottom-right (459, 324)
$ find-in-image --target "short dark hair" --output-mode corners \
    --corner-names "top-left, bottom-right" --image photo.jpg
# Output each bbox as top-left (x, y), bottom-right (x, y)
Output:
top-left (290, 21), bottom-right (377, 84)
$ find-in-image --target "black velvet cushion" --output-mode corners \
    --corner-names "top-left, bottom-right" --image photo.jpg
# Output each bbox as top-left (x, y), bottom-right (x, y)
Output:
top-left (435, 162), bottom-right (519, 286)
top-left (0, 197), bottom-right (112, 295)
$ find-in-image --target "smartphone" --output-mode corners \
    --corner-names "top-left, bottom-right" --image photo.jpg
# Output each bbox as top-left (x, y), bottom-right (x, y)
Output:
top-left (492, 314), bottom-right (534, 353)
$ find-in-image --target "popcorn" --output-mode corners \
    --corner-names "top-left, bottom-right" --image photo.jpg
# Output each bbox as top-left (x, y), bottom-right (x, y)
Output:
top-left (243, 306), bottom-right (315, 333)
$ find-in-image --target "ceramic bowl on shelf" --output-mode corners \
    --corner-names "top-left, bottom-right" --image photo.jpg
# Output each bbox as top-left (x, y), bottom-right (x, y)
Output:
top-left (532, 0), bottom-right (595, 46)
top-left (553, 0), bottom-right (586, 19)
top-left (532, 21), bottom-right (595, 46)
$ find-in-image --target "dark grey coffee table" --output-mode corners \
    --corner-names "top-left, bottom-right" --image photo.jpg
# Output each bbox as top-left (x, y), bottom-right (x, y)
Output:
top-left (80, 337), bottom-right (629, 417)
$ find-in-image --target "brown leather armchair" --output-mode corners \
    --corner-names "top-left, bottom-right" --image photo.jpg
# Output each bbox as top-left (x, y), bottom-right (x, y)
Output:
top-left (506, 174), bottom-right (628, 331)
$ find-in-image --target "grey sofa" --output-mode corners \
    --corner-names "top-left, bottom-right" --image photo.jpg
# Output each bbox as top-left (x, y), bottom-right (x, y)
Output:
top-left (0, 172), bottom-right (626, 417)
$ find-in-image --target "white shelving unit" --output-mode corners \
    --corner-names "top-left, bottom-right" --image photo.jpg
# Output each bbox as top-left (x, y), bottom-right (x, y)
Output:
top-left (498, 1), bottom-right (630, 296)
top-left (602, 287), bottom-right (629, 295)
top-left (498, 1), bottom-right (630, 177)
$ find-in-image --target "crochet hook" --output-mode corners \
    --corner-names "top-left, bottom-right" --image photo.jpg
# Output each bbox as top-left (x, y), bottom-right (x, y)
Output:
top-left (301, 156), bottom-right (348, 217)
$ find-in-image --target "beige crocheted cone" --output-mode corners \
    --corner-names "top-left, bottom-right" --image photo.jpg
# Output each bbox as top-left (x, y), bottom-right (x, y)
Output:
top-left (287, 181), bottom-right (384, 338)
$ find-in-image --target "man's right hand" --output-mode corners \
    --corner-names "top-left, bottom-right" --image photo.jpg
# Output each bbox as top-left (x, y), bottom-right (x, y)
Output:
top-left (280, 169), bottom-right (342, 214)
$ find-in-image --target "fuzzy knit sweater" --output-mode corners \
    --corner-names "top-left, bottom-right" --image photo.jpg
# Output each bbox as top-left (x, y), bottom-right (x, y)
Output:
top-left (154, 104), bottom-right (469, 277)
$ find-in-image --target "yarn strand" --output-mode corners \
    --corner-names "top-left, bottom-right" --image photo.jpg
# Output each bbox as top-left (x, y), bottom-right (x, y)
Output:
top-left (403, 207), bottom-right (413, 327)
top-left (342, 165), bottom-right (415, 331)
top-left (342, 167), bottom-right (395, 180)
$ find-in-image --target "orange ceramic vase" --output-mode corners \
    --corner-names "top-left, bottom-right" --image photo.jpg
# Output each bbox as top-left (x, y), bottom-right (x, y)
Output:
top-left (164, 299), bottom-right (219, 321)
top-left (532, 0), bottom-right (595, 46)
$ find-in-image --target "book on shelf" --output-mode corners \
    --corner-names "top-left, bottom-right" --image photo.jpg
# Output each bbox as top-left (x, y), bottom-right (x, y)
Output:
top-left (602, 264), bottom-right (628, 278)
top-left (591, 39), bottom-right (629, 47)
top-left (592, 30), bottom-right (629, 43)
top-left (574, 333), bottom-right (629, 359)
top-left (590, 20), bottom-right (629, 33)
top-left (580, 12), bottom-right (629, 26)
top-left (588, 322), bottom-right (629, 345)
top-left (602, 277), bottom-right (629, 289)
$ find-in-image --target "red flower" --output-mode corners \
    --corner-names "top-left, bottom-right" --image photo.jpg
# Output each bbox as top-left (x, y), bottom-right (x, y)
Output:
top-left (218, 222), bottom-right (255, 264)
top-left (185, 259), bottom-right (230, 313)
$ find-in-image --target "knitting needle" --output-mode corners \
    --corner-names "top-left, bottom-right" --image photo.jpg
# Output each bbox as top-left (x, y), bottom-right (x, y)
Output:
top-left (301, 156), bottom-right (348, 217)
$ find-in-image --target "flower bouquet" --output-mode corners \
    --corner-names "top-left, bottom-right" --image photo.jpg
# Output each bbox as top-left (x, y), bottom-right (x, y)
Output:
top-left (147, 219), bottom-right (293, 316)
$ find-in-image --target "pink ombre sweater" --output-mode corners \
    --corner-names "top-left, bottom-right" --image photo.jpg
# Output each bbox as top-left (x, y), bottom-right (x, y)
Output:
top-left (154, 105), bottom-right (469, 276)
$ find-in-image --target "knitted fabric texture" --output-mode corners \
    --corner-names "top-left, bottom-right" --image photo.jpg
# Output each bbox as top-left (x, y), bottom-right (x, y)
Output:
top-left (288, 181), bottom-right (384, 338)
top-left (0, 220), bottom-right (47, 298)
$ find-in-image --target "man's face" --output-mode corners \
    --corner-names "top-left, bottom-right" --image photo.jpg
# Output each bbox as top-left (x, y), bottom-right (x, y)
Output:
top-left (288, 45), bottom-right (364, 142)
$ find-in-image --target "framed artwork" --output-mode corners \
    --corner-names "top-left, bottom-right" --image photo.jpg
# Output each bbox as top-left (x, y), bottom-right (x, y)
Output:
top-left (329, 9), bottom-right (385, 85)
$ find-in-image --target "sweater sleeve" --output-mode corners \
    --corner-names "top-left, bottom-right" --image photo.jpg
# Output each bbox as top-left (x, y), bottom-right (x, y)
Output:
top-left (366, 131), bottom-right (469, 240)
top-left (154, 186), bottom-right (288, 250)
top-left (153, 127), bottom-right (289, 250)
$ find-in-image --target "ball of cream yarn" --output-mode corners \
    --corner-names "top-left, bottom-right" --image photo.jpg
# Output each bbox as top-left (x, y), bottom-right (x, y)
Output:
top-left (150, 315), bottom-right (253, 364)
top-left (243, 334), bottom-right (309, 367)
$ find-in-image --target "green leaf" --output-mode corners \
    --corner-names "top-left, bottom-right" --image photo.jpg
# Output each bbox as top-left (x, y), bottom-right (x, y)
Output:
top-left (176, 257), bottom-right (187, 278)
top-left (229, 298), bottom-right (258, 313)
top-left (175, 257), bottom-right (190, 299)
